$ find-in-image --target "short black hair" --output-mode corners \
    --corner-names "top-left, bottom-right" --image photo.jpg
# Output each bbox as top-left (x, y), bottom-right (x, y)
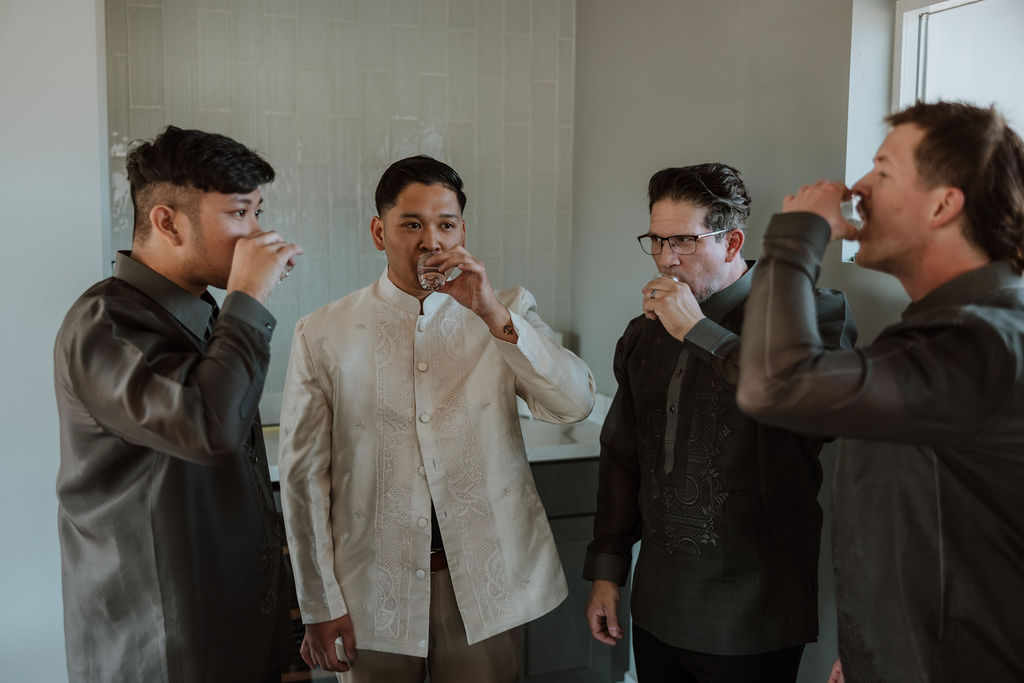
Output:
top-left (374, 155), bottom-right (467, 216)
top-left (647, 163), bottom-right (751, 234)
top-left (125, 125), bottom-right (275, 240)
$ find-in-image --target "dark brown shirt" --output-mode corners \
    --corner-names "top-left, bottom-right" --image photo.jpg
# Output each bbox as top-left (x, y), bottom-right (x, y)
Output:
top-left (54, 252), bottom-right (290, 682)
top-left (584, 262), bottom-right (856, 655)
top-left (738, 213), bottom-right (1024, 683)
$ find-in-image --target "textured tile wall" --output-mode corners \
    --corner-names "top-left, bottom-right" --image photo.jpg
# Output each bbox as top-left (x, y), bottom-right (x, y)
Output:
top-left (105, 0), bottom-right (576, 421)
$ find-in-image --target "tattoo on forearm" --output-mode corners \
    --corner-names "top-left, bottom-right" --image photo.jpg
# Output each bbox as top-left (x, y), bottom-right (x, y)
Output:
top-left (503, 322), bottom-right (515, 338)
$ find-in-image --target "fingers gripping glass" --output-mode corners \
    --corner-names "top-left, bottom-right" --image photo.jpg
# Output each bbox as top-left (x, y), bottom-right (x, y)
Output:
top-left (637, 228), bottom-right (732, 256)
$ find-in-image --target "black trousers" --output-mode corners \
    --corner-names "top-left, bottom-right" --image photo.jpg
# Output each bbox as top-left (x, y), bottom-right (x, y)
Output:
top-left (632, 624), bottom-right (805, 683)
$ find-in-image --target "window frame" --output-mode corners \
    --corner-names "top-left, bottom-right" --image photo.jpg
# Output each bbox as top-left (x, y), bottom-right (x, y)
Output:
top-left (891, 0), bottom-right (987, 110)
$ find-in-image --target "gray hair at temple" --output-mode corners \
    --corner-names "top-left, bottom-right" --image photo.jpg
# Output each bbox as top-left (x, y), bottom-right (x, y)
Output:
top-left (647, 163), bottom-right (752, 236)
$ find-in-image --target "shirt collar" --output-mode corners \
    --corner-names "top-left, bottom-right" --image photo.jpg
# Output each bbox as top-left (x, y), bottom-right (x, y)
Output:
top-left (902, 260), bottom-right (1023, 320)
top-left (114, 250), bottom-right (217, 339)
top-left (700, 259), bottom-right (756, 323)
top-left (376, 268), bottom-right (450, 316)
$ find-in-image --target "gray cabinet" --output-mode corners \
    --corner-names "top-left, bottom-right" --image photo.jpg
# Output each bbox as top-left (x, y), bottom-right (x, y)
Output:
top-left (521, 458), bottom-right (631, 683)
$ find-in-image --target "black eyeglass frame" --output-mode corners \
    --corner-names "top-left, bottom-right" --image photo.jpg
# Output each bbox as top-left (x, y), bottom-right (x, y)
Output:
top-left (636, 227), bottom-right (733, 256)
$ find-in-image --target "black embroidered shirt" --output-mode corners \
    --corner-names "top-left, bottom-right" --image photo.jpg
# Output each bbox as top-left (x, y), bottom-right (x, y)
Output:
top-left (584, 261), bottom-right (856, 654)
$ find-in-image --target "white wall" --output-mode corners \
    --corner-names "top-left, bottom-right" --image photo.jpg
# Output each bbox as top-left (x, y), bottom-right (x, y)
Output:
top-left (0, 1), bottom-right (106, 680)
top-left (571, 1), bottom-right (902, 681)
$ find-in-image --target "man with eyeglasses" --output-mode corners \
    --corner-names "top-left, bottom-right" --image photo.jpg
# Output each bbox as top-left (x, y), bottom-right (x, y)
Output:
top-left (583, 163), bottom-right (856, 683)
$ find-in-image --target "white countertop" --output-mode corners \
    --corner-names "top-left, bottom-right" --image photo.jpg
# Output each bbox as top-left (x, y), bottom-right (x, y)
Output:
top-left (515, 416), bottom-right (603, 462)
top-left (265, 411), bottom-right (605, 483)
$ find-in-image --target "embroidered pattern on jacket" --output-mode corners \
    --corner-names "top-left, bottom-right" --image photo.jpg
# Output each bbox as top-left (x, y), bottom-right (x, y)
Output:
top-left (647, 371), bottom-right (729, 557)
top-left (373, 305), bottom-right (415, 640)
top-left (429, 304), bottom-right (513, 627)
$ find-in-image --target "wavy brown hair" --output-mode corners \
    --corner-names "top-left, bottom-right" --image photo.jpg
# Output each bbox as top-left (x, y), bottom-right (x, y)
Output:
top-left (647, 163), bottom-right (751, 236)
top-left (887, 101), bottom-right (1024, 272)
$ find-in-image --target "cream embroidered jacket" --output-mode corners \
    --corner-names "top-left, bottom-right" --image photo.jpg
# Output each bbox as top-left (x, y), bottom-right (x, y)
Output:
top-left (279, 271), bottom-right (596, 656)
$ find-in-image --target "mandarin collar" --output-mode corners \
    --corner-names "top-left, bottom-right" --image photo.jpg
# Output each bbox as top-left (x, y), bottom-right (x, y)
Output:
top-left (700, 259), bottom-right (756, 323)
top-left (114, 251), bottom-right (217, 340)
top-left (376, 268), bottom-right (451, 316)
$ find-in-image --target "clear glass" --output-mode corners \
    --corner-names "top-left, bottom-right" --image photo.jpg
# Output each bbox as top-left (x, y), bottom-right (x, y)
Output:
top-left (840, 195), bottom-right (864, 230)
top-left (416, 252), bottom-right (459, 291)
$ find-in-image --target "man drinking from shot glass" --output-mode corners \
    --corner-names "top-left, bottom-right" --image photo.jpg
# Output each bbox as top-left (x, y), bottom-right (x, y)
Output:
top-left (55, 125), bottom-right (302, 683)
top-left (738, 100), bottom-right (1024, 683)
top-left (583, 163), bottom-right (856, 683)
top-left (277, 155), bottom-right (596, 682)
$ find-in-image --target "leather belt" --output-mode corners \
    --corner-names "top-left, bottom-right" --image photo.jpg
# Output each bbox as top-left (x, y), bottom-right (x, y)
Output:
top-left (430, 549), bottom-right (448, 573)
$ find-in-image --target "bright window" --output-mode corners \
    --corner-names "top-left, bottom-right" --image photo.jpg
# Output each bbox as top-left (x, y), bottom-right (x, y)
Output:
top-left (893, 0), bottom-right (1024, 130)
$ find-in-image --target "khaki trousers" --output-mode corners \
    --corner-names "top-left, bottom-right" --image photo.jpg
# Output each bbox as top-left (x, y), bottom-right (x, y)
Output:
top-left (337, 568), bottom-right (521, 683)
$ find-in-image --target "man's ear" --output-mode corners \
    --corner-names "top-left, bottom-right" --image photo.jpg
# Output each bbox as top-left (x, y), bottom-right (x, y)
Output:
top-left (148, 205), bottom-right (185, 246)
top-left (370, 216), bottom-right (386, 252)
top-left (724, 228), bottom-right (745, 261)
top-left (930, 186), bottom-right (965, 228)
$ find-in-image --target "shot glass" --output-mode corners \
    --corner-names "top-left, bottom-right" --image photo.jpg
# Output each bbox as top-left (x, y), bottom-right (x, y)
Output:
top-left (840, 195), bottom-right (864, 230)
top-left (417, 252), bottom-right (459, 291)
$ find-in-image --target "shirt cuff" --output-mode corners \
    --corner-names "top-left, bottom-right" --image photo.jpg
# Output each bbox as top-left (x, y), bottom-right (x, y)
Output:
top-left (762, 212), bottom-right (833, 282)
top-left (582, 552), bottom-right (631, 586)
top-left (220, 291), bottom-right (277, 341)
top-left (685, 318), bottom-right (736, 360)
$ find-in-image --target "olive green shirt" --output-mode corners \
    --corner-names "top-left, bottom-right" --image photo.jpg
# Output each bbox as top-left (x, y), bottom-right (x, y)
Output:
top-left (54, 252), bottom-right (291, 682)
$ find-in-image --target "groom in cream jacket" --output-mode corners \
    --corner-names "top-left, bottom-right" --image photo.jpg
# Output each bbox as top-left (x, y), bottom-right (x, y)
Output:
top-left (279, 155), bottom-right (596, 682)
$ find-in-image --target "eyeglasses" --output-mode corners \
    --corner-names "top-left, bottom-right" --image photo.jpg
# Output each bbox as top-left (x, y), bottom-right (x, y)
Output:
top-left (636, 228), bottom-right (732, 256)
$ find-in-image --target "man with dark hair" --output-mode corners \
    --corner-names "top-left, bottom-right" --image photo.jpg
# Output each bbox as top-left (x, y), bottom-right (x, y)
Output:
top-left (278, 155), bottom-right (595, 682)
top-left (373, 153), bottom-right (468, 216)
top-left (583, 163), bottom-right (856, 682)
top-left (737, 101), bottom-right (1024, 682)
top-left (54, 125), bottom-right (302, 682)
